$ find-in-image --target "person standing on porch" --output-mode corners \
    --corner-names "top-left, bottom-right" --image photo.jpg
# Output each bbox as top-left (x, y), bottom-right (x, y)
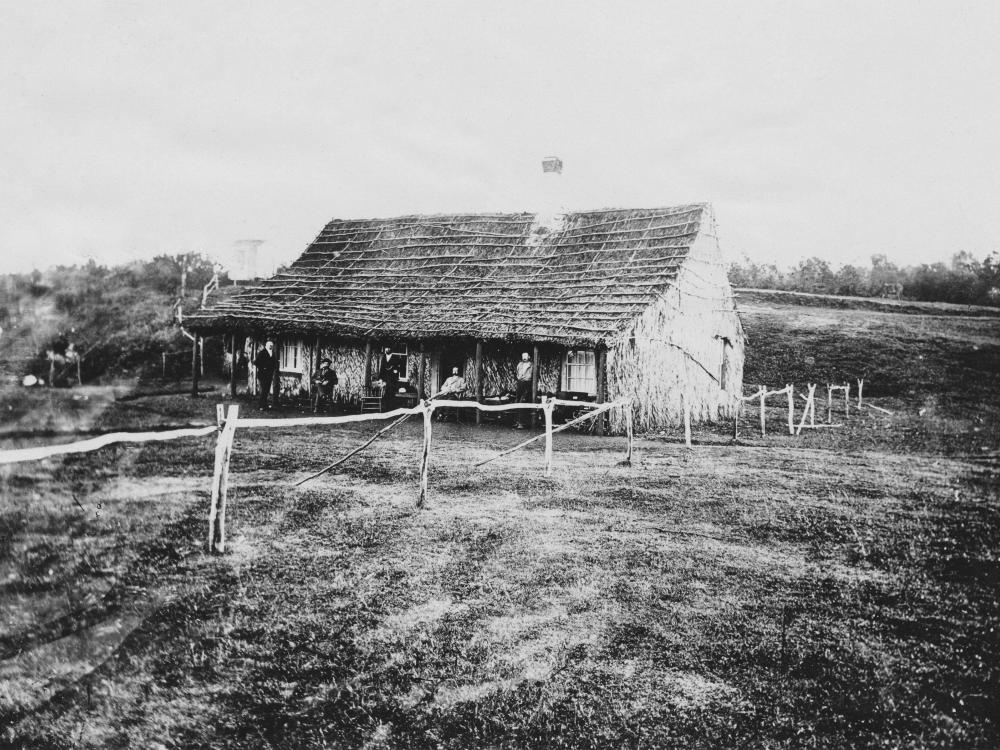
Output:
top-left (377, 346), bottom-right (400, 394)
top-left (254, 340), bottom-right (276, 409)
top-left (514, 351), bottom-right (533, 428)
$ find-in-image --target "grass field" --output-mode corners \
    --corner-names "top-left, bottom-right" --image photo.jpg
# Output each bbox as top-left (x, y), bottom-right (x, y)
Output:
top-left (1, 298), bottom-right (998, 748)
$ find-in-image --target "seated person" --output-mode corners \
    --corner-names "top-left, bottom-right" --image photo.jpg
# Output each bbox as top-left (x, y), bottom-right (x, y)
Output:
top-left (433, 367), bottom-right (468, 421)
top-left (311, 358), bottom-right (338, 412)
top-left (435, 367), bottom-right (467, 399)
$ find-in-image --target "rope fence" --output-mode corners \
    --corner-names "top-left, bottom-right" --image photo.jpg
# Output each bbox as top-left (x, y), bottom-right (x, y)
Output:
top-left (1, 375), bottom-right (895, 557)
top-left (207, 397), bottom-right (633, 552)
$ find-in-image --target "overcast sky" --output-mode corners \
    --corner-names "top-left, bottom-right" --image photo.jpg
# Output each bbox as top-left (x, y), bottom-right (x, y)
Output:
top-left (2, 1), bottom-right (998, 275)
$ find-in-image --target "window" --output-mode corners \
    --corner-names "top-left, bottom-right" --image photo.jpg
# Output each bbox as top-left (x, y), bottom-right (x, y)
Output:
top-left (280, 341), bottom-right (302, 372)
top-left (563, 350), bottom-right (596, 395)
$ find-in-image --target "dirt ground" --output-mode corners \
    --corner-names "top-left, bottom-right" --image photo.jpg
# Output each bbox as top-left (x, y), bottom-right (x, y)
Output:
top-left (1, 302), bottom-right (998, 748)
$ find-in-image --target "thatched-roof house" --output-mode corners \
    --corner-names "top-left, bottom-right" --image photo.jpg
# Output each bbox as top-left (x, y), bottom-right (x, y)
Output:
top-left (187, 204), bottom-right (744, 433)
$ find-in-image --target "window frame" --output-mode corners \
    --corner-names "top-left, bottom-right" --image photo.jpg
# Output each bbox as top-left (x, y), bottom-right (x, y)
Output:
top-left (562, 349), bottom-right (597, 396)
top-left (279, 340), bottom-right (303, 373)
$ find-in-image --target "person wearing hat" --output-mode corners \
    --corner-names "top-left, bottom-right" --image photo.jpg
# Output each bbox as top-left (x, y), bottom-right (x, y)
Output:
top-left (311, 357), bottom-right (338, 413)
top-left (254, 340), bottom-right (276, 409)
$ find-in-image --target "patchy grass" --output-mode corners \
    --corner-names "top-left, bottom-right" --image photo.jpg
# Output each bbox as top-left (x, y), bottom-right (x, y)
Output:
top-left (1, 303), bottom-right (999, 748)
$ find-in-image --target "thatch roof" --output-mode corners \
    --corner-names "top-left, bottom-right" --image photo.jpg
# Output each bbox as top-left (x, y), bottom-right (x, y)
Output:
top-left (187, 204), bottom-right (724, 346)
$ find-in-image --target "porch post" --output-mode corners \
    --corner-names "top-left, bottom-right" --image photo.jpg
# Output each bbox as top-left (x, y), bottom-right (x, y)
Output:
top-left (596, 346), bottom-right (607, 436)
top-left (418, 342), bottom-right (426, 399)
top-left (271, 336), bottom-right (281, 406)
top-left (228, 334), bottom-right (237, 398)
top-left (475, 340), bottom-right (484, 425)
top-left (190, 334), bottom-right (200, 397)
top-left (531, 343), bottom-right (539, 428)
top-left (363, 339), bottom-right (373, 388)
top-left (555, 346), bottom-right (563, 393)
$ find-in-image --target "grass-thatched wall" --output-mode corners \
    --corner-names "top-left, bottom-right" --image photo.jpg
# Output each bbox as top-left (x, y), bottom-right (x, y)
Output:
top-left (607, 227), bottom-right (745, 434)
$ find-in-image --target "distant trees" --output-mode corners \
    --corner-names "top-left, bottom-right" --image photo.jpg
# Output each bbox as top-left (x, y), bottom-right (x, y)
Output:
top-left (0, 254), bottom-right (228, 382)
top-left (729, 251), bottom-right (1000, 306)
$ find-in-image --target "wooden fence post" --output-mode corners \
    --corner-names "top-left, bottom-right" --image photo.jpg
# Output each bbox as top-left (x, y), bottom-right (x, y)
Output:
top-left (857, 378), bottom-right (864, 407)
top-left (759, 388), bottom-right (766, 437)
top-left (543, 397), bottom-right (554, 477)
top-left (417, 401), bottom-right (433, 508)
top-left (732, 396), bottom-right (740, 441)
top-left (787, 384), bottom-right (794, 435)
top-left (795, 384), bottom-right (817, 435)
top-left (810, 383), bottom-right (817, 427)
top-left (845, 383), bottom-right (851, 418)
top-left (208, 404), bottom-right (239, 553)
top-left (827, 384), bottom-right (834, 424)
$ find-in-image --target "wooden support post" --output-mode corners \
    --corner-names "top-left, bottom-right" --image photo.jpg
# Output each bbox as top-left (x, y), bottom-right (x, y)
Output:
top-left (271, 336), bottom-right (281, 407)
top-left (530, 344), bottom-right (539, 428)
top-left (229, 335), bottom-right (238, 398)
top-left (683, 392), bottom-right (692, 448)
top-left (845, 383), bottom-right (851, 418)
top-left (795, 384), bottom-right (817, 435)
top-left (732, 398), bottom-right (740, 441)
top-left (827, 384), bottom-right (834, 424)
top-left (596, 347), bottom-right (607, 436)
top-left (162, 352), bottom-right (167, 379)
top-left (759, 388), bottom-right (766, 437)
top-left (624, 401), bottom-right (634, 465)
top-left (787, 384), bottom-right (794, 435)
top-left (417, 401), bottom-right (433, 508)
top-left (857, 378), bottom-right (864, 407)
top-left (363, 339), bottom-right (373, 389)
top-left (543, 397), bottom-right (554, 476)
top-left (475, 340), bottom-right (484, 425)
top-left (190, 334), bottom-right (200, 397)
top-left (208, 404), bottom-right (239, 553)
top-left (810, 383), bottom-right (816, 427)
top-left (418, 343), bottom-right (426, 400)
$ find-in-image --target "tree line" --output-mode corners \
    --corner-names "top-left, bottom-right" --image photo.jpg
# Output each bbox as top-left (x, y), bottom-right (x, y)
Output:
top-left (0, 255), bottom-right (227, 384)
top-left (728, 251), bottom-right (1000, 306)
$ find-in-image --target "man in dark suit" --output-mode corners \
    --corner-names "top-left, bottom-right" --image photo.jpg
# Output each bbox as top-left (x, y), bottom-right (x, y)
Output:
top-left (254, 340), bottom-right (276, 409)
top-left (377, 346), bottom-right (400, 395)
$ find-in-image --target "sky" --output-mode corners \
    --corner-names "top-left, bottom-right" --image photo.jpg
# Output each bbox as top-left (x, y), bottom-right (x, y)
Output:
top-left (2, 1), bottom-right (999, 275)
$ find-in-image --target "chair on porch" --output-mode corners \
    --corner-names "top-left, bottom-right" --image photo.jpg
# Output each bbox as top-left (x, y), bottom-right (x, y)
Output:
top-left (361, 380), bottom-right (386, 413)
top-left (434, 387), bottom-right (474, 423)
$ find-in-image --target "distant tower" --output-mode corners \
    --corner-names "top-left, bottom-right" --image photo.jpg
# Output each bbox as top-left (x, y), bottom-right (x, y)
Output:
top-left (230, 239), bottom-right (264, 282)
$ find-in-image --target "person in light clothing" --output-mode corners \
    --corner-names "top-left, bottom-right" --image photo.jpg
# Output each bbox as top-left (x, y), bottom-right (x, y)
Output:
top-left (514, 352), bottom-right (533, 428)
top-left (438, 367), bottom-right (467, 397)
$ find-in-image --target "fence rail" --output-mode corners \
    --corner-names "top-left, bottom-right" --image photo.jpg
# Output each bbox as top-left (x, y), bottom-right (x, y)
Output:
top-left (0, 425), bottom-right (217, 465)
